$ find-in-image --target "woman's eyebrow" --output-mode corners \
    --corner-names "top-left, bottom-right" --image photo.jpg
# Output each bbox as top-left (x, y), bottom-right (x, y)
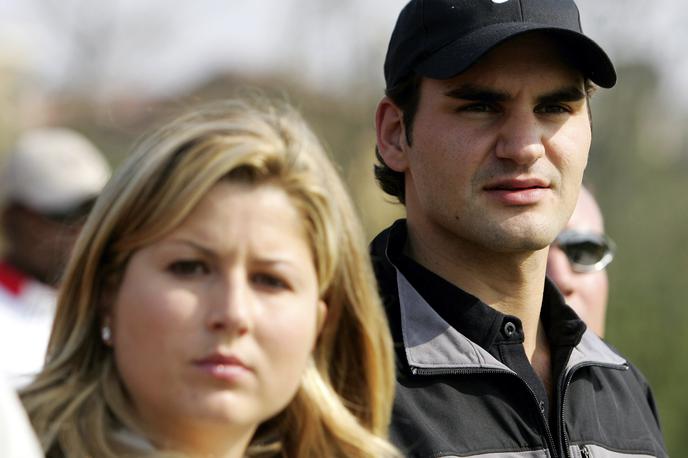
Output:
top-left (160, 237), bottom-right (216, 258)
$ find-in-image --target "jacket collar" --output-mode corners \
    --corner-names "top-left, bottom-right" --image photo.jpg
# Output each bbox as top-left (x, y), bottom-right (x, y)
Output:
top-left (396, 268), bottom-right (627, 374)
top-left (397, 269), bottom-right (510, 372)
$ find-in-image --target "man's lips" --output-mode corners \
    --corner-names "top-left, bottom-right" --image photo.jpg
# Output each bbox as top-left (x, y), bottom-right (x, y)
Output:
top-left (483, 178), bottom-right (551, 205)
top-left (483, 177), bottom-right (550, 191)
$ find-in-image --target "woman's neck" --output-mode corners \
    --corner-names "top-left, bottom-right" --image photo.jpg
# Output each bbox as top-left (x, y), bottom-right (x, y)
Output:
top-left (145, 418), bottom-right (256, 458)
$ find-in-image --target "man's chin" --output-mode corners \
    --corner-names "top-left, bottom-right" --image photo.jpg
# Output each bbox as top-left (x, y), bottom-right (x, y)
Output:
top-left (488, 219), bottom-right (561, 252)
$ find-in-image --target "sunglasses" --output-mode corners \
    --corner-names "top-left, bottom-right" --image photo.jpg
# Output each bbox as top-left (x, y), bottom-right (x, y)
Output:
top-left (553, 229), bottom-right (616, 273)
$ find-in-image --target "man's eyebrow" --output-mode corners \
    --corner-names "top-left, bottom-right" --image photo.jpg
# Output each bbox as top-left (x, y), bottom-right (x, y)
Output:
top-left (443, 84), bottom-right (586, 105)
top-left (443, 84), bottom-right (510, 103)
top-left (537, 86), bottom-right (586, 105)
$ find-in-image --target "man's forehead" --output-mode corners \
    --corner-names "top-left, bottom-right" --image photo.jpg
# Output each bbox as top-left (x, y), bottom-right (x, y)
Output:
top-left (490, 35), bottom-right (583, 71)
top-left (423, 40), bottom-right (586, 96)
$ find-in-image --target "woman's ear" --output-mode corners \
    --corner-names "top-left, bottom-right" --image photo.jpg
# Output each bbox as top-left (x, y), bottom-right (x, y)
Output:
top-left (99, 277), bottom-right (119, 347)
top-left (101, 314), bottom-right (113, 346)
top-left (316, 300), bottom-right (328, 336)
top-left (375, 96), bottom-right (410, 173)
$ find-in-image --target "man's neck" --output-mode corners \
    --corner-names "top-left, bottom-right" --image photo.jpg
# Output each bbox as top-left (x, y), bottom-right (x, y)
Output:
top-left (405, 219), bottom-right (549, 361)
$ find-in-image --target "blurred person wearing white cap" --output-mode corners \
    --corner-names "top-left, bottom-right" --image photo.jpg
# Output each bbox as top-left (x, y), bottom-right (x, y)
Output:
top-left (0, 127), bottom-right (110, 386)
top-left (547, 186), bottom-right (615, 337)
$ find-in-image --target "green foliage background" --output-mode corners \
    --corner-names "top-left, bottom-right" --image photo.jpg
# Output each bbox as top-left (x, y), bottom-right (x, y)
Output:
top-left (585, 64), bottom-right (688, 452)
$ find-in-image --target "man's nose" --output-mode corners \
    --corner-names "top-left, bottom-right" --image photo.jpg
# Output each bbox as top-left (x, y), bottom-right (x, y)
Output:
top-left (495, 111), bottom-right (546, 166)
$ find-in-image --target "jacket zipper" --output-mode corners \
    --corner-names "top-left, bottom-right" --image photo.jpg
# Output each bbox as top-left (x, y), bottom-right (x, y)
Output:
top-left (410, 365), bottom-right (560, 457)
top-left (558, 362), bottom-right (629, 458)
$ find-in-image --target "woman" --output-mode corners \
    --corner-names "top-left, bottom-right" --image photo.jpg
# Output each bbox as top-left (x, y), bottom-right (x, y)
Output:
top-left (21, 98), bottom-right (398, 457)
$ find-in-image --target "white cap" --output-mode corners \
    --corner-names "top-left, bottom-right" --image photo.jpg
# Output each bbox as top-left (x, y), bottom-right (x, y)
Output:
top-left (3, 128), bottom-right (111, 214)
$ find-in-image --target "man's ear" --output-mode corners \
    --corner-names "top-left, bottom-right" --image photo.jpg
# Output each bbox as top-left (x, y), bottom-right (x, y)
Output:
top-left (375, 97), bottom-right (410, 173)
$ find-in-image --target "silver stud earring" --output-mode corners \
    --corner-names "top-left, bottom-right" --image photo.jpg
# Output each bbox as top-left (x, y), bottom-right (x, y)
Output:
top-left (101, 323), bottom-right (112, 345)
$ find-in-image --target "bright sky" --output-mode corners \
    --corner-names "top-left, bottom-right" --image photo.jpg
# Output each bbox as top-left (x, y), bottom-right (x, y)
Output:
top-left (1, 0), bottom-right (687, 103)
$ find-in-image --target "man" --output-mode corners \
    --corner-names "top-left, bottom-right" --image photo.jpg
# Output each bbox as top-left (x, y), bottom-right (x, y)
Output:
top-left (0, 127), bottom-right (110, 386)
top-left (547, 186), bottom-right (614, 337)
top-left (371, 0), bottom-right (666, 456)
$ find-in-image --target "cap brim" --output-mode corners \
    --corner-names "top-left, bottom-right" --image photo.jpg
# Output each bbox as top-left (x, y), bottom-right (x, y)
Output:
top-left (415, 23), bottom-right (616, 88)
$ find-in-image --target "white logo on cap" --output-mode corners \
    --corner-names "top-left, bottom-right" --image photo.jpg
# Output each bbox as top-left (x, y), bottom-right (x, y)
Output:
top-left (492, 0), bottom-right (511, 3)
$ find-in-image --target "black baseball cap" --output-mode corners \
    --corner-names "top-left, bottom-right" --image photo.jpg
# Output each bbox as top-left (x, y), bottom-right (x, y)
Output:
top-left (384, 0), bottom-right (616, 89)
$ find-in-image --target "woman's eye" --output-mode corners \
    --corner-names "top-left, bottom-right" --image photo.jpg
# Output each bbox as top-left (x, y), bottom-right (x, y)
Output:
top-left (251, 273), bottom-right (289, 290)
top-left (168, 260), bottom-right (209, 277)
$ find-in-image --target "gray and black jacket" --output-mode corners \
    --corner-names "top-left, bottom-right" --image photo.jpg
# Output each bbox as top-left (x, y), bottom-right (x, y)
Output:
top-left (371, 220), bottom-right (667, 458)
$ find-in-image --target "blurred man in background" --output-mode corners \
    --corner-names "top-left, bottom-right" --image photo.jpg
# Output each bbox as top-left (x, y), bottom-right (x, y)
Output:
top-left (0, 127), bottom-right (110, 386)
top-left (547, 186), bottom-right (615, 337)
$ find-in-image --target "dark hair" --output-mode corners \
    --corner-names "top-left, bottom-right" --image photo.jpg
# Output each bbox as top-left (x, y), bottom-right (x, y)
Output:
top-left (374, 74), bottom-right (422, 204)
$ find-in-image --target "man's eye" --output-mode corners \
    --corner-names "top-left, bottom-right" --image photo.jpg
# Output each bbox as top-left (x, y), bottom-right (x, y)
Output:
top-left (168, 260), bottom-right (209, 276)
top-left (458, 103), bottom-right (497, 113)
top-left (536, 104), bottom-right (570, 114)
top-left (251, 273), bottom-right (289, 290)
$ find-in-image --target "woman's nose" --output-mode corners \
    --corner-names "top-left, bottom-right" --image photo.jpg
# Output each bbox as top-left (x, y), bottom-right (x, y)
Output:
top-left (205, 276), bottom-right (253, 336)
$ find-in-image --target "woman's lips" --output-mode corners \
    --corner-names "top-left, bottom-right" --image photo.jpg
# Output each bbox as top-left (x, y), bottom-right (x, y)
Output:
top-left (193, 353), bottom-right (253, 383)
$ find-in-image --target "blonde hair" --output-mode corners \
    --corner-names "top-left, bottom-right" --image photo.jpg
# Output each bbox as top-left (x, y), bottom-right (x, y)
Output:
top-left (21, 98), bottom-right (398, 458)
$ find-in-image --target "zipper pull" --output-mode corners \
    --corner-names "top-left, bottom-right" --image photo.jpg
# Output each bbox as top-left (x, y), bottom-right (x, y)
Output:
top-left (579, 445), bottom-right (591, 458)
